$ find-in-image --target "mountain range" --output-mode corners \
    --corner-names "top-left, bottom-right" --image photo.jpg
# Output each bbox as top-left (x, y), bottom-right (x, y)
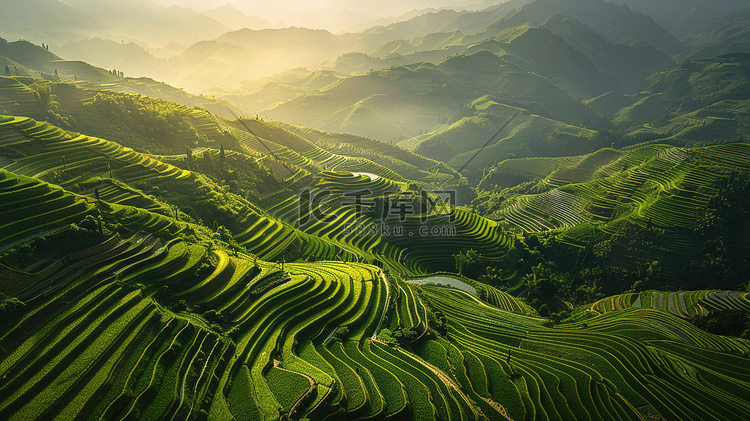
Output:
top-left (2, 0), bottom-right (745, 101)
top-left (2, 1), bottom-right (750, 420)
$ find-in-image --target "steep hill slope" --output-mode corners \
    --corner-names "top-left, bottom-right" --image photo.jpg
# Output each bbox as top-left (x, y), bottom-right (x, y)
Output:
top-left (1, 35), bottom-right (750, 421)
top-left (413, 97), bottom-right (603, 171)
top-left (356, 0), bottom-right (528, 52)
top-left (606, 0), bottom-right (749, 38)
top-left (484, 0), bottom-right (685, 56)
top-left (479, 24), bottom-right (621, 98)
top-left (540, 13), bottom-right (674, 93)
top-left (264, 51), bottom-right (606, 144)
top-left (676, 16), bottom-right (750, 61)
top-left (0, 168), bottom-right (748, 420)
top-left (475, 142), bottom-right (750, 294)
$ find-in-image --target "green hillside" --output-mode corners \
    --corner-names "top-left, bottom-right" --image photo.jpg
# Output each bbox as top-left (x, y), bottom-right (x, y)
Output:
top-left (2, 2), bottom-right (750, 421)
top-left (478, 23), bottom-right (619, 95)
top-left (606, 0), bottom-right (749, 38)
top-left (675, 14), bottom-right (750, 61)
top-left (539, 13), bottom-right (674, 93)
top-left (473, 142), bottom-right (750, 301)
top-left (1, 162), bottom-right (749, 420)
top-left (1, 71), bottom-right (749, 419)
top-left (413, 97), bottom-right (603, 171)
top-left (263, 64), bottom-right (459, 143)
top-left (0, 37), bottom-right (116, 83)
top-left (323, 6), bottom-right (674, 96)
top-left (0, 93), bottom-right (492, 274)
top-left (264, 50), bottom-right (606, 144)
top-left (213, 0), bottom-right (684, 147)
top-left (484, 0), bottom-right (685, 56)
top-left (239, 13), bottom-right (680, 165)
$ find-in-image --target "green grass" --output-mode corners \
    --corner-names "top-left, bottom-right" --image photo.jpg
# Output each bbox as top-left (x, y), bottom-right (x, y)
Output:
top-left (420, 285), bottom-right (750, 421)
top-left (581, 289), bottom-right (750, 320)
top-left (1, 57), bottom-right (750, 421)
top-left (265, 367), bottom-right (311, 412)
top-left (479, 142), bottom-right (750, 286)
top-left (0, 153), bottom-right (749, 421)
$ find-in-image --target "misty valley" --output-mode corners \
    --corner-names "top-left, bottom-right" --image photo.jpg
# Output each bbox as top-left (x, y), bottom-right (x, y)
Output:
top-left (1, 0), bottom-right (750, 420)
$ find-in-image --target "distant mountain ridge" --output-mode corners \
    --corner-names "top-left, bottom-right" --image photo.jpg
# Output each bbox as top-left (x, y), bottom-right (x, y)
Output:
top-left (1, 0), bottom-right (700, 96)
top-left (4, 0), bottom-right (750, 159)
top-left (1, 26), bottom-right (750, 421)
top-left (482, 0), bottom-right (685, 55)
top-left (606, 0), bottom-right (750, 37)
top-left (202, 4), bottom-right (276, 30)
top-left (2, 0), bottom-right (230, 48)
top-left (540, 12), bottom-right (674, 93)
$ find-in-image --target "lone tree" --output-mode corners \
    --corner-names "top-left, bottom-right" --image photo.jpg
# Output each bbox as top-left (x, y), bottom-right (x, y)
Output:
top-left (453, 249), bottom-right (478, 276)
top-left (186, 148), bottom-right (193, 170)
top-left (219, 145), bottom-right (225, 171)
top-left (4, 65), bottom-right (10, 76)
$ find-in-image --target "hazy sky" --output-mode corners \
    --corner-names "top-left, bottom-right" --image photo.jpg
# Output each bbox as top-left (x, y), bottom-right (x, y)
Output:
top-left (150, 0), bottom-right (497, 31)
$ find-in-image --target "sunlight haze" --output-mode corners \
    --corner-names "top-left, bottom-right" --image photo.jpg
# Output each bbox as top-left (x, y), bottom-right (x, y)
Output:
top-left (3, 0), bottom-right (750, 420)
top-left (149, 0), bottom-right (500, 31)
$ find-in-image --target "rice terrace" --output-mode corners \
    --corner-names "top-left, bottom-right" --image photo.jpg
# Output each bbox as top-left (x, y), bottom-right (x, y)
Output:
top-left (1, 0), bottom-right (750, 420)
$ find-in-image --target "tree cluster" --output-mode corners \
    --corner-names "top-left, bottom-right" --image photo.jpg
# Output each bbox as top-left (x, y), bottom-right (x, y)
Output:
top-left (691, 309), bottom-right (750, 339)
top-left (685, 173), bottom-right (750, 290)
top-left (84, 92), bottom-right (204, 153)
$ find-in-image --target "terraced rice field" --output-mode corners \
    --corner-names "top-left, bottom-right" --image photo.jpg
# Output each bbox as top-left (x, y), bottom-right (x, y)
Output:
top-left (227, 118), bottom-right (416, 184)
top-left (1, 103), bottom-right (749, 421)
top-left (494, 144), bottom-right (730, 233)
top-left (0, 110), bottom-right (514, 276)
top-left (268, 170), bottom-right (512, 274)
top-left (0, 114), bottom-right (355, 263)
top-left (0, 171), bottom-right (494, 420)
top-left (0, 77), bottom-right (44, 118)
top-left (0, 116), bottom-right (190, 184)
top-left (420, 286), bottom-right (750, 421)
top-left (268, 121), bottom-right (456, 185)
top-left (583, 290), bottom-right (750, 319)
top-left (0, 152), bottom-right (749, 421)
top-left (0, 169), bottom-right (94, 248)
top-left (490, 143), bottom-right (750, 284)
